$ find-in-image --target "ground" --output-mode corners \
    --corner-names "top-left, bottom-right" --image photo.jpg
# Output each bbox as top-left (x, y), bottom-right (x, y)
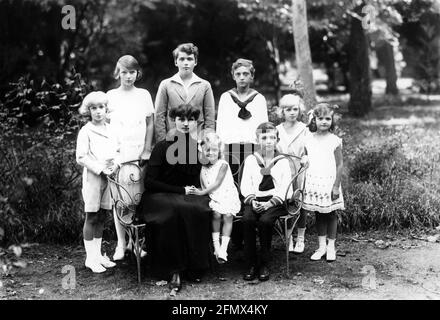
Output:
top-left (1, 230), bottom-right (440, 300)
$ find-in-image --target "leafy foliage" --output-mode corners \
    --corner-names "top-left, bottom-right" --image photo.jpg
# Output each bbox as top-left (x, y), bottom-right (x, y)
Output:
top-left (0, 73), bottom-right (91, 245)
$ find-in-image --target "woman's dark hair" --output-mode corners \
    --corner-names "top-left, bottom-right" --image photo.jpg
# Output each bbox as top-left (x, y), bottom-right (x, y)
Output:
top-left (169, 104), bottom-right (200, 121)
top-left (307, 103), bottom-right (338, 132)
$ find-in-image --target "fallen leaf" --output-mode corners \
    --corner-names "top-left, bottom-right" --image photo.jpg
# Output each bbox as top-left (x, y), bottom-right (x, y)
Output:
top-left (427, 235), bottom-right (440, 243)
top-left (22, 283), bottom-right (33, 286)
top-left (0, 280), bottom-right (3, 288)
top-left (38, 288), bottom-right (44, 294)
top-left (155, 280), bottom-right (167, 286)
top-left (313, 278), bottom-right (324, 285)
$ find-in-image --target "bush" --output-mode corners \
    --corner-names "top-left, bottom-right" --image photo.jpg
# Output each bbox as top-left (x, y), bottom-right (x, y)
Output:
top-left (340, 130), bottom-right (440, 231)
top-left (0, 73), bottom-right (92, 245)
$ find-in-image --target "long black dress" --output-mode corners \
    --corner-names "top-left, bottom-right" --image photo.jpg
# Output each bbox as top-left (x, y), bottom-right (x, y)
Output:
top-left (136, 131), bottom-right (211, 278)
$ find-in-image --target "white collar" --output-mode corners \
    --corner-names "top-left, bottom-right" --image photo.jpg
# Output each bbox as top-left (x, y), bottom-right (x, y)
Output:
top-left (170, 73), bottom-right (202, 86)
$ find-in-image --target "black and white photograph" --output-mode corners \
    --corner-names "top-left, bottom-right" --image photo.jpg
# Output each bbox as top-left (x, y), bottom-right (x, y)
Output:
top-left (0, 0), bottom-right (440, 307)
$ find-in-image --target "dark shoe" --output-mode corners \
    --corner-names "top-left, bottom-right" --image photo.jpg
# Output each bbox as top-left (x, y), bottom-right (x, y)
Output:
top-left (243, 266), bottom-right (257, 281)
top-left (258, 266), bottom-right (270, 281)
top-left (169, 273), bottom-right (181, 292)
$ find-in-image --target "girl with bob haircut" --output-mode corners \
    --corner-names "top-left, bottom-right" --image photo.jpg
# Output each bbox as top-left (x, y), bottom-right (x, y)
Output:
top-left (76, 91), bottom-right (119, 273)
top-left (107, 54), bottom-right (154, 261)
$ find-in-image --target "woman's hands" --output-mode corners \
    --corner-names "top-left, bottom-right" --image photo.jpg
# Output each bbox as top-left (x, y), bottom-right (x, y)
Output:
top-left (185, 186), bottom-right (206, 196)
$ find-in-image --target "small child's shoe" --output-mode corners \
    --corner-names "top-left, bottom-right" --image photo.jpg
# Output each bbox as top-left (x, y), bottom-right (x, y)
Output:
top-left (113, 246), bottom-right (126, 261)
top-left (310, 248), bottom-right (326, 261)
top-left (288, 237), bottom-right (294, 252)
top-left (326, 246), bottom-right (336, 262)
top-left (127, 242), bottom-right (147, 258)
top-left (98, 254), bottom-right (116, 268)
top-left (85, 258), bottom-right (106, 273)
top-left (217, 248), bottom-right (228, 264)
top-left (292, 240), bottom-right (305, 254)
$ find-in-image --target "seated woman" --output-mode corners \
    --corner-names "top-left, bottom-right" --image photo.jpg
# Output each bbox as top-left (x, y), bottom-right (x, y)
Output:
top-left (136, 104), bottom-right (211, 292)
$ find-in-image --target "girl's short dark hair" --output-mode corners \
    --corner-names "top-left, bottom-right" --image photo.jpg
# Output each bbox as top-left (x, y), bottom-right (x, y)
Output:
top-left (169, 104), bottom-right (200, 121)
top-left (113, 55), bottom-right (142, 80)
top-left (173, 43), bottom-right (199, 63)
top-left (231, 58), bottom-right (255, 77)
top-left (307, 103), bottom-right (338, 132)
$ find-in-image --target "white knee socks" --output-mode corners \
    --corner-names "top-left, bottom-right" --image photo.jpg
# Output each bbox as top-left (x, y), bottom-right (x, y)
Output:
top-left (212, 232), bottom-right (220, 254)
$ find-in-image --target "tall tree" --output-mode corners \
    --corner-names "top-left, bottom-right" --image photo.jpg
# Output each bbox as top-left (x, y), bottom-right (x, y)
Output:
top-left (292, 0), bottom-right (316, 109)
top-left (347, 2), bottom-right (372, 116)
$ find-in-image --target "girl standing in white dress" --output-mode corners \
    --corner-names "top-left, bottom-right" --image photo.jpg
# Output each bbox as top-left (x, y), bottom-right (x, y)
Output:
top-left (276, 93), bottom-right (309, 254)
top-left (107, 55), bottom-right (155, 260)
top-left (302, 103), bottom-right (344, 262)
top-left (189, 132), bottom-right (241, 263)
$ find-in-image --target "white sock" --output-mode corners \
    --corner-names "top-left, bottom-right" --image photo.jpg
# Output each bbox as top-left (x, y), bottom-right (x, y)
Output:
top-left (94, 238), bottom-right (102, 257)
top-left (318, 236), bottom-right (327, 251)
top-left (84, 239), bottom-right (95, 261)
top-left (221, 236), bottom-right (230, 253)
top-left (297, 228), bottom-right (306, 241)
top-left (212, 232), bottom-right (220, 253)
top-left (327, 238), bottom-right (335, 250)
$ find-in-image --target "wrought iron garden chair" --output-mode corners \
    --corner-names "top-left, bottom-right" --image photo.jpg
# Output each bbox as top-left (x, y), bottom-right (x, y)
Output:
top-left (274, 158), bottom-right (307, 276)
top-left (107, 161), bottom-right (145, 286)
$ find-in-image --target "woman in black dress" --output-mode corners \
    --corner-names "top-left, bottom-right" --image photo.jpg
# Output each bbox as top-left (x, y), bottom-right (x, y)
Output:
top-left (136, 104), bottom-right (211, 292)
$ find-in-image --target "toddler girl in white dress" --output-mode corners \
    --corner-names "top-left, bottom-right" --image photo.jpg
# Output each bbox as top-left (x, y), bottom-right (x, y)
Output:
top-left (188, 132), bottom-right (241, 263)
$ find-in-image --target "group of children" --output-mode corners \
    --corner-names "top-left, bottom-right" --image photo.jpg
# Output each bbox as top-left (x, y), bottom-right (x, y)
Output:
top-left (76, 42), bottom-right (345, 282)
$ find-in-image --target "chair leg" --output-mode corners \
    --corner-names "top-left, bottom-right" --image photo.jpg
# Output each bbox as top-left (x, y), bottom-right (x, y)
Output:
top-left (284, 220), bottom-right (289, 276)
top-left (134, 227), bottom-right (142, 287)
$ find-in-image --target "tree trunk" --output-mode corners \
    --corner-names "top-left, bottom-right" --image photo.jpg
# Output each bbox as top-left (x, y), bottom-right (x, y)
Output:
top-left (376, 40), bottom-right (398, 95)
top-left (266, 38), bottom-right (282, 105)
top-left (291, 0), bottom-right (316, 110)
top-left (348, 5), bottom-right (372, 117)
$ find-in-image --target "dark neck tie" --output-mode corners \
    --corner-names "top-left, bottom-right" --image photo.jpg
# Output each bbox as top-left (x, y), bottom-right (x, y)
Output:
top-left (229, 91), bottom-right (259, 120)
top-left (256, 157), bottom-right (278, 191)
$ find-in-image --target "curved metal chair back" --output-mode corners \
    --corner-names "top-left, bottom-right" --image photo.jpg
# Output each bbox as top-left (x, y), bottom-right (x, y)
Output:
top-left (107, 161), bottom-right (145, 286)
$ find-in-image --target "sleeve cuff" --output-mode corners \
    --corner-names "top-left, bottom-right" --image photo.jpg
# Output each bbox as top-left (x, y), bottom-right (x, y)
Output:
top-left (244, 194), bottom-right (256, 205)
top-left (270, 196), bottom-right (283, 206)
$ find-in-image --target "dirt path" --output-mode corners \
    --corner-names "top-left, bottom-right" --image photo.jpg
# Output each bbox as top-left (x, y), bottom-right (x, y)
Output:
top-left (1, 231), bottom-right (440, 300)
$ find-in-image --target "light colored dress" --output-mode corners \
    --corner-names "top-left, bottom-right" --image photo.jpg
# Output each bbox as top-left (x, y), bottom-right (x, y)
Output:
top-left (107, 87), bottom-right (155, 163)
top-left (302, 133), bottom-right (345, 213)
top-left (276, 122), bottom-right (309, 189)
top-left (200, 159), bottom-right (241, 215)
